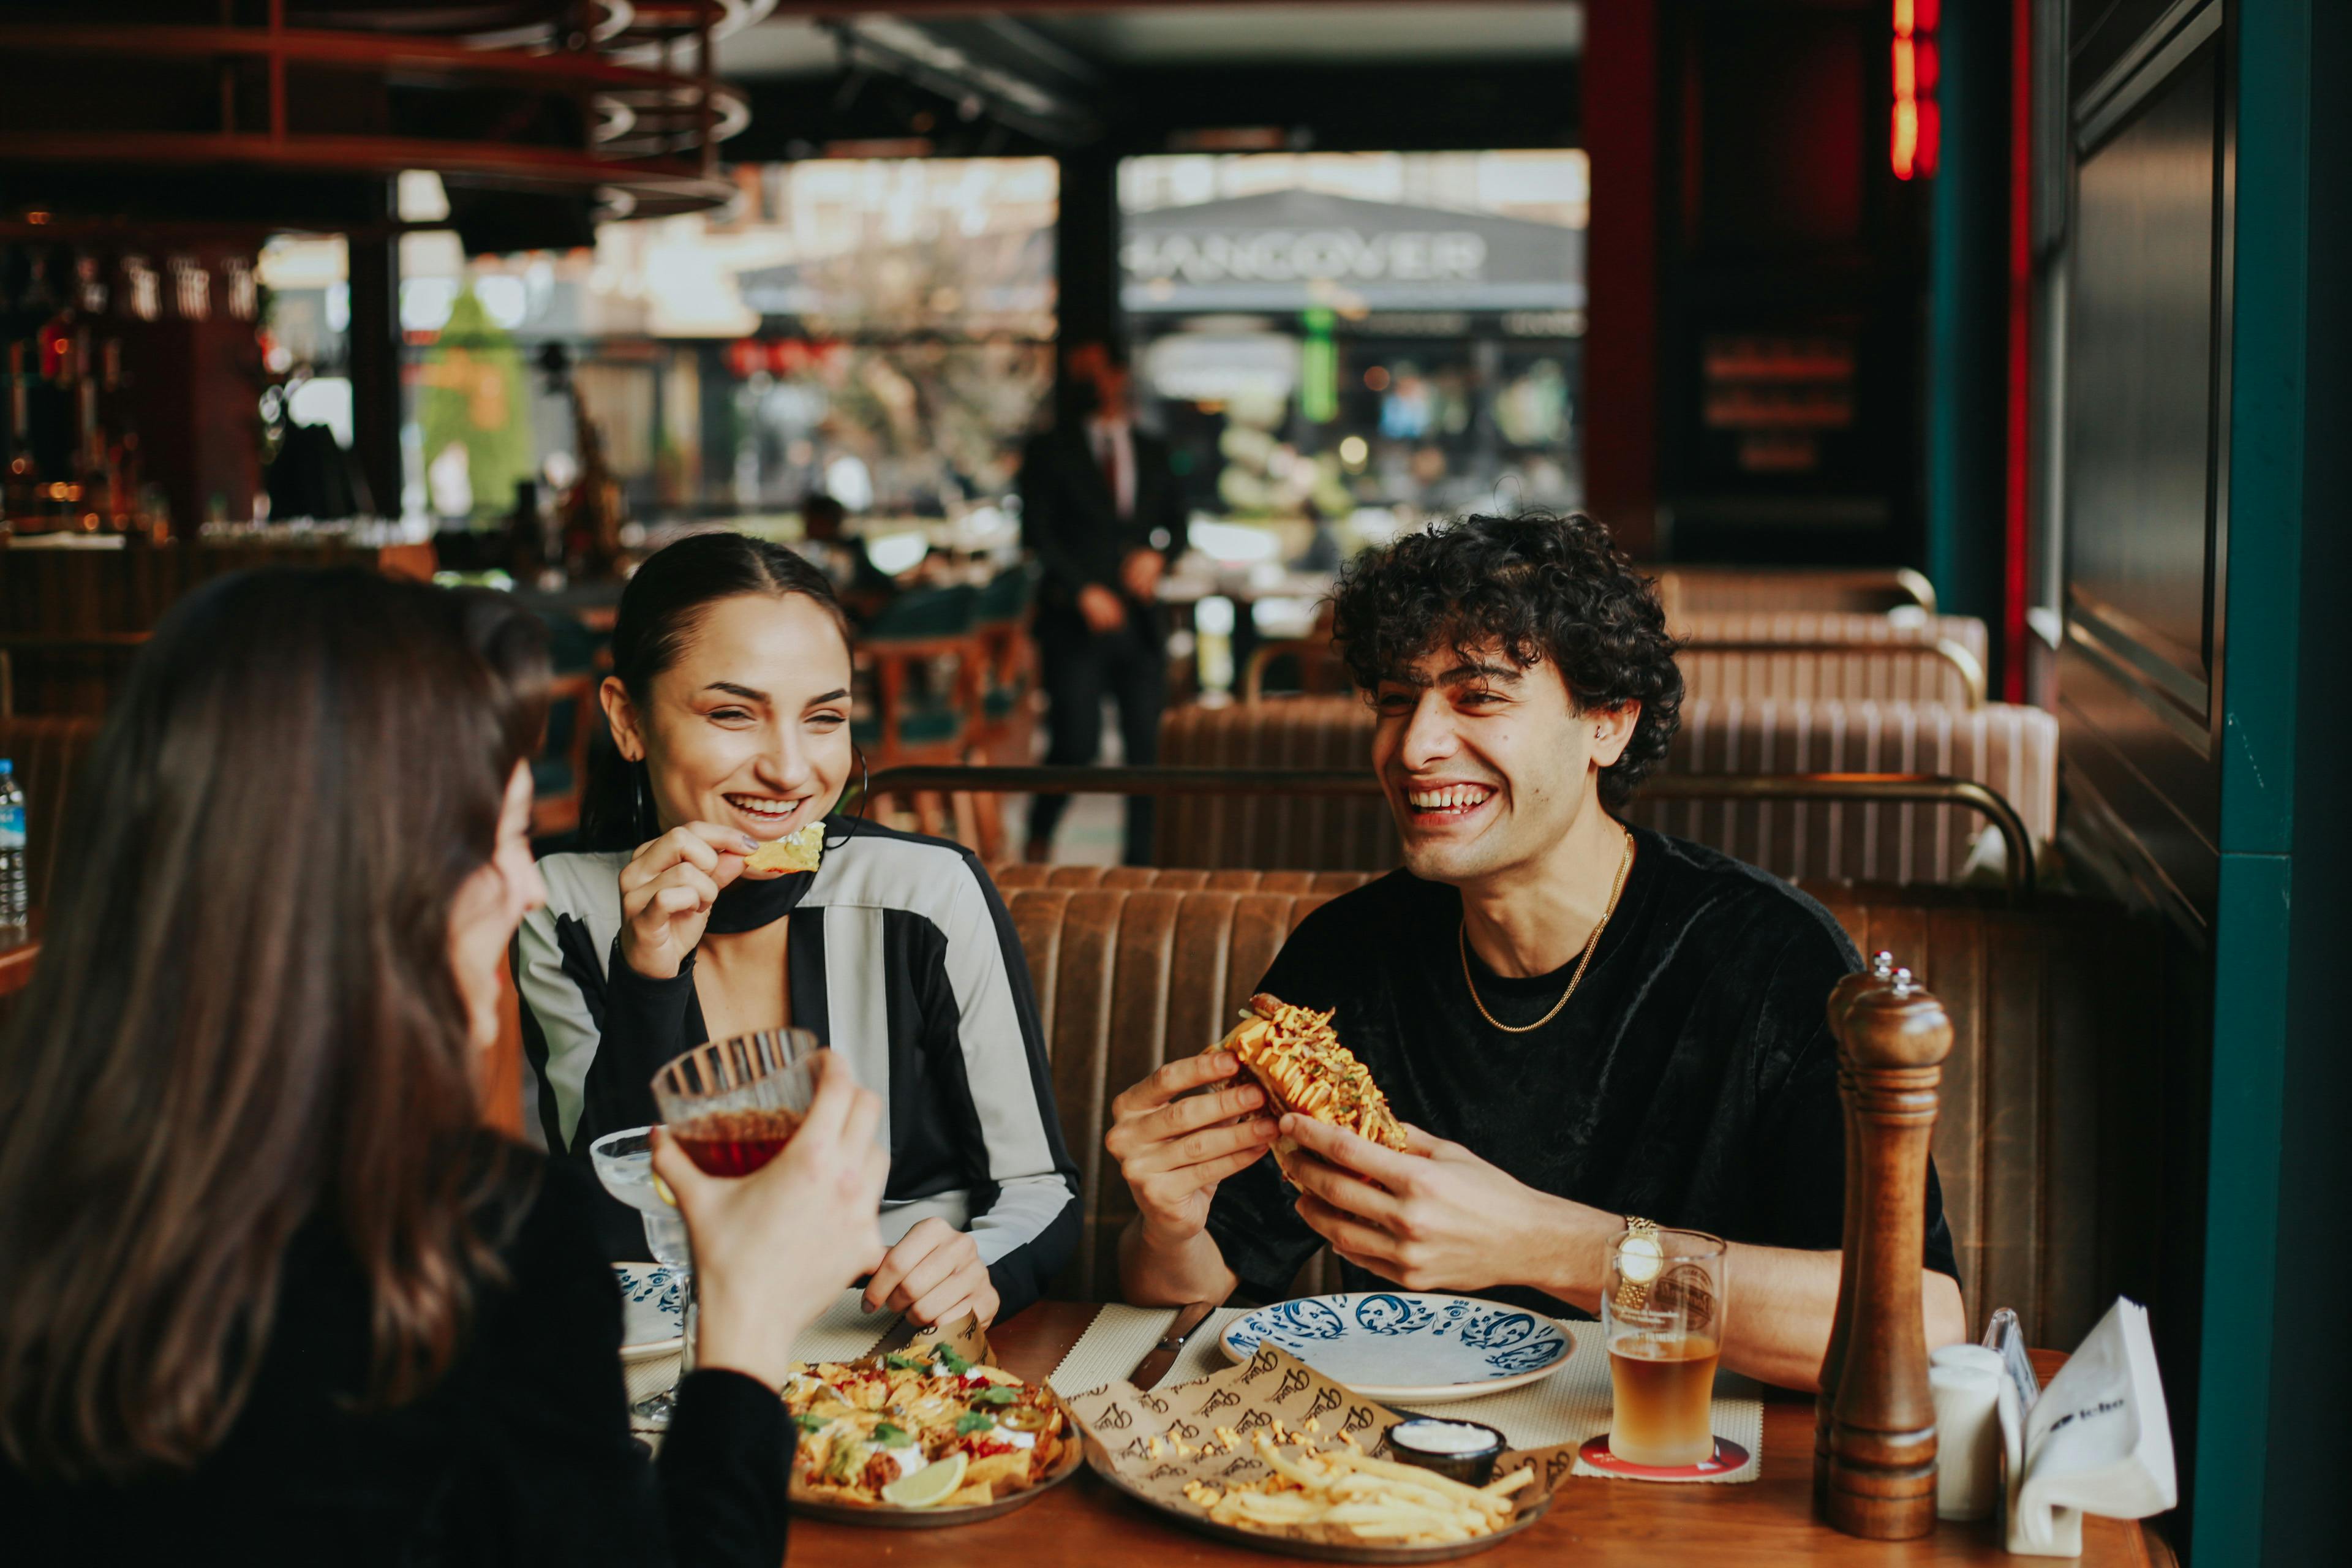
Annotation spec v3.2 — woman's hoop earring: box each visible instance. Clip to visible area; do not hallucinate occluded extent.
[635,764,651,839]
[829,748,873,847]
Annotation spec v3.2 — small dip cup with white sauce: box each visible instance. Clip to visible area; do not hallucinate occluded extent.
[1380,1416,1508,1485]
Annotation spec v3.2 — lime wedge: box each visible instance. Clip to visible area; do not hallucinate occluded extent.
[651,1172,678,1208]
[881,1452,968,1508]
[1618,1232,1663,1284]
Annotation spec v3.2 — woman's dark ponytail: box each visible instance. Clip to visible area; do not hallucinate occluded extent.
[578,532,852,851]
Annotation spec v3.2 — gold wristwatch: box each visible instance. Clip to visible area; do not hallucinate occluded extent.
[1614,1216,1663,1312]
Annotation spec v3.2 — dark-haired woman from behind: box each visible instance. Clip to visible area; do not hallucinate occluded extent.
[514,531,1079,1328]
[0,568,887,1564]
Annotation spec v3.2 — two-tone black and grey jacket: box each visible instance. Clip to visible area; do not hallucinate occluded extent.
[511,818,1079,1317]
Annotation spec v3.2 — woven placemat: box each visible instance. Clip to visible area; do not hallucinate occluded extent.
[1047,1304,1254,1395]
[1046,1308,1760,1484]
[625,1288,897,1428]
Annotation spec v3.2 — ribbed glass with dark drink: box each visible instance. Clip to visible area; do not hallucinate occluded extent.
[651,1028,824,1174]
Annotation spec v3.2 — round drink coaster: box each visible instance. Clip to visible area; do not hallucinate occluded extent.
[1575,1433,1751,1480]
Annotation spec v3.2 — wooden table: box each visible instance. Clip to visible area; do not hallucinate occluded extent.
[786,1302,2173,1567]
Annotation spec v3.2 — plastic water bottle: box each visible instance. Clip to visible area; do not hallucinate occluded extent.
[0,759,26,938]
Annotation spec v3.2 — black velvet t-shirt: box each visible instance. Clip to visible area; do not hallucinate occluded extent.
[1204,827,1961,1315]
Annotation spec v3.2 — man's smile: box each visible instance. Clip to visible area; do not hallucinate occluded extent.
[1400,781,1498,823]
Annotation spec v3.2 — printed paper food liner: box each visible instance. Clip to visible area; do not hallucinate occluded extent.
[1065,1343,1577,1548]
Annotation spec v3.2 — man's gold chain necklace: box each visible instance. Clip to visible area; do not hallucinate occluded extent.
[1458,827,1635,1035]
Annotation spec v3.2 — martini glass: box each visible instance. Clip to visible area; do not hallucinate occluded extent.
[590,1125,693,1428]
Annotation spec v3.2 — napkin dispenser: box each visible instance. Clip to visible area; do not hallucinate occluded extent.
[1996,1297,2176,1556]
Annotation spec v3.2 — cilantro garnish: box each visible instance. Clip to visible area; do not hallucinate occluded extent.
[968,1385,1016,1406]
[954,1411,997,1436]
[873,1422,915,1449]
[883,1352,928,1371]
[794,1412,825,1434]
[934,1344,973,1375]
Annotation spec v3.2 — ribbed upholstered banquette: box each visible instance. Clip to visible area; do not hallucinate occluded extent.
[1627,698,2059,885]
[1675,611,1989,707]
[1653,565,1937,619]
[1155,696,2058,884]
[984,862,2161,1354]
[1247,608,1991,708]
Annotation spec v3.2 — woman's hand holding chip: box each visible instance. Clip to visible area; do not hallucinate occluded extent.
[617,821,757,979]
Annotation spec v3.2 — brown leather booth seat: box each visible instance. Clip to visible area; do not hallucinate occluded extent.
[1246,608,1989,710]
[0,714,101,911]
[1155,701,1395,872]
[1653,565,1937,619]
[1155,696,2057,885]
[1676,611,1989,708]
[986,862,2160,1352]
[1677,609,1987,664]
[1631,698,2059,885]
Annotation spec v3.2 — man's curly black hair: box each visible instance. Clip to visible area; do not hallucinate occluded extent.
[1329,511,1683,810]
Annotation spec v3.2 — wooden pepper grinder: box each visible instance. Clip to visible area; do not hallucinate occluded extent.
[1824,965,1950,1540]
[1815,950,1898,1515]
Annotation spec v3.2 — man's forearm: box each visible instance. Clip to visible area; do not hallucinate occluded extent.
[1117,1215,1239,1308]
[1517,1199,1964,1390]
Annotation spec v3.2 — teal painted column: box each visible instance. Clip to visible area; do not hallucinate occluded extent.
[2192,2,2351,1564]
[1922,0,2009,624]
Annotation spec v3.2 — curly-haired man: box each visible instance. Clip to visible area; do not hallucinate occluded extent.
[1106,513,1963,1389]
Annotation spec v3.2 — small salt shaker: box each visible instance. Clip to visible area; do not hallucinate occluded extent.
[1928,1343,2007,1521]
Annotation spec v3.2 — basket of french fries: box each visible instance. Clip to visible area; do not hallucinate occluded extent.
[783,1321,1085,1526]
[1069,1343,1574,1562]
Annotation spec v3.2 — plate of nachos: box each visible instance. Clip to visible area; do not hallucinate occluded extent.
[783,1338,1084,1525]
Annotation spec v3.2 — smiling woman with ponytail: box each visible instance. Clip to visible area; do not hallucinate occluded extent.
[514,531,1079,1330]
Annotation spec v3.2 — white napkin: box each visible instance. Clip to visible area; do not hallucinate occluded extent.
[2000,1298,2177,1556]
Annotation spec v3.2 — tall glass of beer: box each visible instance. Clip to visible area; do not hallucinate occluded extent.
[1603,1226,1728,1467]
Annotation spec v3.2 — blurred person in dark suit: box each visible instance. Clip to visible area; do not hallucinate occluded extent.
[1019,339,1186,864]
[798,492,897,628]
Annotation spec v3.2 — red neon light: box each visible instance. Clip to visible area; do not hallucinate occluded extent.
[1893,0,1938,181]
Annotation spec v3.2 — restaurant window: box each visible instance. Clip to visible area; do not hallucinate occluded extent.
[1119,149,1587,557]
[379,157,1056,532]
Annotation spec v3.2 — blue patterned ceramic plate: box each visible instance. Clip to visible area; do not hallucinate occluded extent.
[1218,1292,1573,1403]
[614,1263,685,1361]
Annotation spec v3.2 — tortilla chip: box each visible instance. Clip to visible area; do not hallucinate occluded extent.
[745,821,823,873]
[943,1482,995,1509]
[965,1451,1029,1489]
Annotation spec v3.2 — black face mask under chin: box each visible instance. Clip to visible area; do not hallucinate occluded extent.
[702,863,817,933]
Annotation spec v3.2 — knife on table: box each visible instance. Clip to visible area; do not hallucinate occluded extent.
[869,1313,923,1359]
[1126,1300,1221,1392]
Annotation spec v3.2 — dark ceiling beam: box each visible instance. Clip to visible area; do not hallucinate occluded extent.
[1109,63,1578,153]
[727,61,1577,160]
[821,13,1105,145]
